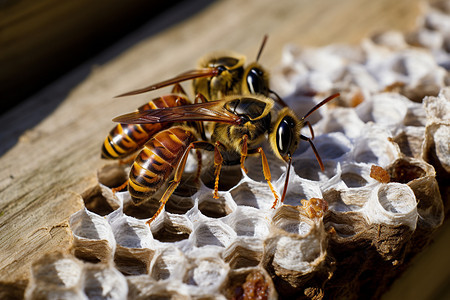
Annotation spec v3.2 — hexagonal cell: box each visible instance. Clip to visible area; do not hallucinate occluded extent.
[313,133,353,161]
[223,240,263,269]
[81,184,120,216]
[272,205,315,236]
[351,125,400,166]
[151,214,192,243]
[122,196,160,220]
[109,213,155,275]
[150,247,187,281]
[201,164,243,192]
[114,247,154,276]
[83,264,128,299]
[388,158,427,183]
[281,177,322,208]
[127,276,191,300]
[230,180,276,209]
[324,187,371,213]
[183,257,229,297]
[324,211,367,240]
[222,267,277,300]
[198,193,235,218]
[164,194,195,215]
[97,163,129,189]
[320,108,366,138]
[265,207,328,293]
[193,219,236,248]
[225,207,270,239]
[292,154,338,182]
[370,182,418,229]
[25,252,85,299]
[377,183,417,214]
[340,163,372,188]
[340,172,368,188]
[292,158,323,182]
[396,158,444,232]
[30,253,83,289]
[172,172,201,198]
[423,90,450,178]
[69,209,116,263]
[392,127,425,158]
[355,93,408,125]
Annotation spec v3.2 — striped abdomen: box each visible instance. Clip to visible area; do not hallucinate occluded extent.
[101,95,188,159]
[128,127,196,203]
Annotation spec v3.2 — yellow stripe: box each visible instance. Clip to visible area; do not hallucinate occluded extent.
[142,146,167,164]
[168,132,183,144]
[133,161,158,177]
[103,139,120,157]
[117,124,124,134]
[129,179,150,193]
[109,135,129,154]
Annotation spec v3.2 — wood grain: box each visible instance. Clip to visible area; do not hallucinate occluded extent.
[0,0,424,286]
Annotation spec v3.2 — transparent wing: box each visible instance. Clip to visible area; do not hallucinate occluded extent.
[113,99,241,125]
[115,68,219,97]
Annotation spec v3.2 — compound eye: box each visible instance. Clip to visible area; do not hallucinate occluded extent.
[246,67,268,95]
[276,116,295,156]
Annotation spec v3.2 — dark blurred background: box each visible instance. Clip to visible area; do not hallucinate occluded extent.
[0,0,213,115]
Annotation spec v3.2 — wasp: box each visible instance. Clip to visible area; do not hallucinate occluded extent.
[111,93,338,225]
[115,35,286,104]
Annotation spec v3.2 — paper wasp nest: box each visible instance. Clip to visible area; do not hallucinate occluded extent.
[26,2,448,299]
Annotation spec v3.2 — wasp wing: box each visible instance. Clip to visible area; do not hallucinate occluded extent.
[113,100,241,125]
[115,68,219,98]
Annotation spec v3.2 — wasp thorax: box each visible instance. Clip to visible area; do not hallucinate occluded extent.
[225,97,268,119]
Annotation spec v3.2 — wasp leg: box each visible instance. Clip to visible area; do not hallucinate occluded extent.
[189,141,223,198]
[213,142,225,199]
[240,134,249,174]
[146,141,215,225]
[247,147,280,208]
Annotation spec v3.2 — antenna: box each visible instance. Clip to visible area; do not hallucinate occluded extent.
[256,35,268,62]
